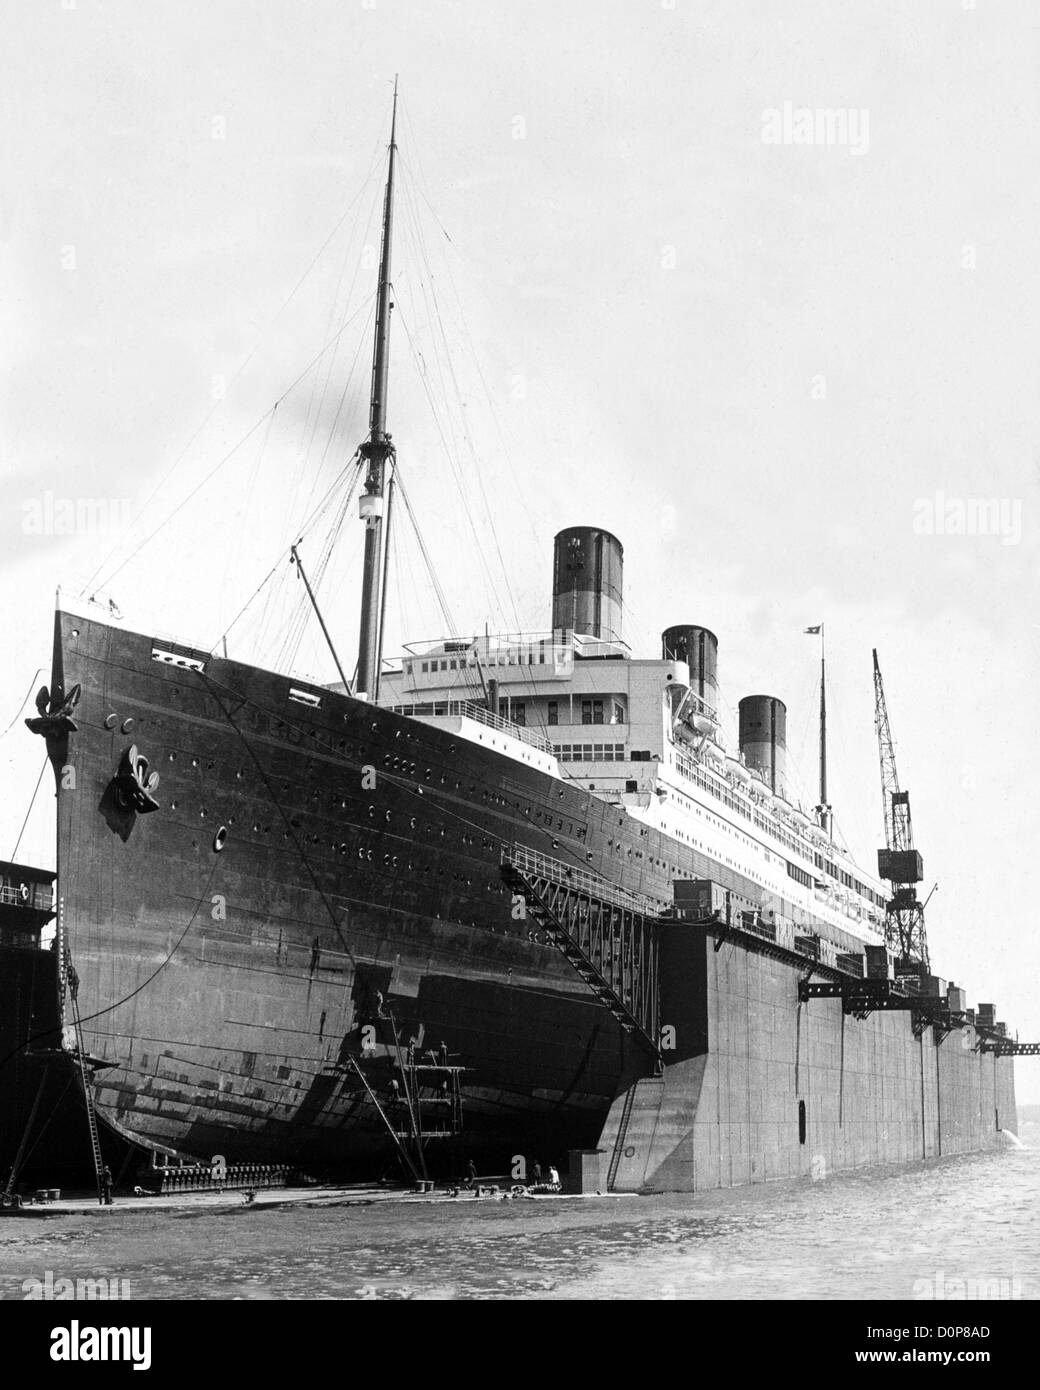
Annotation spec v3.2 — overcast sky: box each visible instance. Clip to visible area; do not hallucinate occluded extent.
[2,0,1039,1097]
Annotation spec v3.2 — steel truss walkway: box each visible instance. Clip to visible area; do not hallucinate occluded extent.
[798,978,959,1038]
[501,846,662,1068]
[979,1040,1040,1057]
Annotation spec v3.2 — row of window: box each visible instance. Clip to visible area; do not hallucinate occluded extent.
[553,744,627,762]
[401,689,627,730]
[412,652,555,674]
[492,699,627,727]
[672,749,883,909]
[787,862,814,889]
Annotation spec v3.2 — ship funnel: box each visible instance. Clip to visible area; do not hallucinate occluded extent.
[738,695,787,795]
[552,528,623,644]
[662,626,718,717]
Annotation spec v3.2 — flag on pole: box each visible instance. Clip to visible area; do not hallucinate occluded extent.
[804,625,822,635]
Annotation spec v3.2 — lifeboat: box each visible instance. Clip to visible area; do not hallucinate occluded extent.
[726,756,751,785]
[703,740,727,769]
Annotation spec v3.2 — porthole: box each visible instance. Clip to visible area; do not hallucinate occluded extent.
[213,826,228,852]
[104,713,118,730]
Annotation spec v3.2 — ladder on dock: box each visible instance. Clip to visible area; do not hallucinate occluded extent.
[67,973,107,1206]
[343,1056,423,1184]
[606,1084,638,1193]
[385,1011,428,1179]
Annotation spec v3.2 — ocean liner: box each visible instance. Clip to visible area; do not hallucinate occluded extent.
[1,91,1017,1196]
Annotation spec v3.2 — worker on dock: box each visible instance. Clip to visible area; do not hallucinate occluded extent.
[464,1158,477,1189]
[101,1165,114,1206]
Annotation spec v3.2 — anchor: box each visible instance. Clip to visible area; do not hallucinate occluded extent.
[111,744,161,814]
[25,683,81,738]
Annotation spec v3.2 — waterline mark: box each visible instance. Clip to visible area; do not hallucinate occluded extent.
[761,102,870,156]
[912,492,1022,545]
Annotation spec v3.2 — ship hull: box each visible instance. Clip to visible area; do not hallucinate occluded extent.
[43,612,661,1177]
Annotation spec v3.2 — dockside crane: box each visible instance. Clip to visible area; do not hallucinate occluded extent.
[872,649,930,973]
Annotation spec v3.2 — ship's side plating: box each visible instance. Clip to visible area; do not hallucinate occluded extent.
[47,610,670,1172]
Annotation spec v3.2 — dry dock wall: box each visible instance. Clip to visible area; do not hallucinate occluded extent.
[597,926,1017,1194]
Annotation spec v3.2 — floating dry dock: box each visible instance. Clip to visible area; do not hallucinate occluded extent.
[506,863,1019,1194]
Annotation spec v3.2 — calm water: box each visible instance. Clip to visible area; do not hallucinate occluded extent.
[2,1137,1038,1301]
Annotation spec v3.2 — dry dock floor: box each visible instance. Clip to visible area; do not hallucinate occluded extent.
[3,1183,635,1218]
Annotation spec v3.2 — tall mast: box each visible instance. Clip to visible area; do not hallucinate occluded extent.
[806,624,831,837]
[356,78,399,700]
[819,629,828,832]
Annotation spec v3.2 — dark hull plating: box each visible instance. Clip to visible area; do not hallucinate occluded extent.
[38,612,692,1175]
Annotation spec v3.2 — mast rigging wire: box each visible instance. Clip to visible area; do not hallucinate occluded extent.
[90,294,377,597]
[11,754,49,861]
[81,131,389,600]
[214,452,364,654]
[397,165,522,631]
[0,669,44,740]
[392,464,458,637]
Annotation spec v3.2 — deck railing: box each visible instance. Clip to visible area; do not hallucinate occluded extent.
[391,699,553,754]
